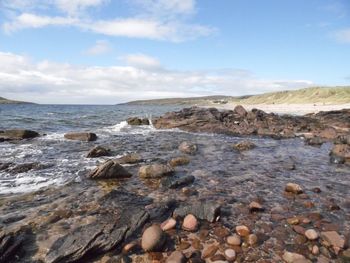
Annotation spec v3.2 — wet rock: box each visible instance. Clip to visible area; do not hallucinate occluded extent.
[141,225,166,252]
[330,144,350,164]
[305,229,319,240]
[169,156,190,167]
[0,129,39,140]
[312,245,319,255]
[224,248,236,261]
[182,214,198,231]
[247,234,258,246]
[340,249,350,262]
[233,105,247,117]
[86,146,110,158]
[9,162,52,174]
[116,153,143,164]
[88,160,132,179]
[285,183,303,194]
[127,117,150,125]
[64,132,97,141]
[160,218,176,231]
[249,201,264,212]
[166,251,186,263]
[0,231,26,263]
[321,231,345,251]
[232,140,256,151]
[161,175,195,189]
[202,245,218,259]
[235,225,250,237]
[305,137,325,146]
[173,202,221,222]
[227,234,241,246]
[179,141,198,155]
[139,164,174,178]
[282,251,306,263]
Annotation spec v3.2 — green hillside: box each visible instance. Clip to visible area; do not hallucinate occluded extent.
[0,96,33,104]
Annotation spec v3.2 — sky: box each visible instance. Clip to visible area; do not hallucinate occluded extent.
[0,0,349,104]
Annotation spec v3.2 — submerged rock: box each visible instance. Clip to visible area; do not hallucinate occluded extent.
[127,117,150,125]
[88,160,132,179]
[173,202,220,222]
[285,183,303,194]
[116,153,143,164]
[139,164,174,178]
[161,175,195,189]
[330,144,350,164]
[169,156,190,167]
[182,214,198,231]
[232,140,256,151]
[64,132,97,142]
[0,129,39,140]
[86,146,110,158]
[179,141,197,155]
[166,251,186,263]
[141,225,166,252]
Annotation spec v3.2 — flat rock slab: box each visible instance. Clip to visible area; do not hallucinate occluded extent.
[173,202,221,223]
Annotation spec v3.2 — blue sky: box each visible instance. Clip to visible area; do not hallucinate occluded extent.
[0,0,349,104]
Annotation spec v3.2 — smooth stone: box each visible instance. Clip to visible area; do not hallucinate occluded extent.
[285,183,303,194]
[227,234,241,246]
[249,201,264,212]
[179,141,198,155]
[64,132,97,141]
[235,225,250,237]
[161,218,177,231]
[166,251,186,263]
[141,225,166,252]
[247,234,258,246]
[202,245,218,258]
[138,164,174,178]
[169,156,190,167]
[312,245,319,255]
[305,229,319,240]
[321,231,345,250]
[182,214,198,231]
[224,248,236,261]
[282,251,306,263]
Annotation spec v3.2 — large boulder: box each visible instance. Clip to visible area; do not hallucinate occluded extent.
[86,146,110,158]
[64,132,97,142]
[139,164,174,178]
[0,129,39,140]
[88,160,132,179]
[173,202,221,223]
[127,117,150,126]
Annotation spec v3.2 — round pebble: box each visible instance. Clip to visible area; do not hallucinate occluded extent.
[224,248,236,261]
[247,234,258,246]
[161,218,177,231]
[305,229,319,240]
[227,234,241,246]
[235,225,250,237]
[166,251,186,263]
[141,225,165,252]
[285,183,303,194]
[182,214,198,231]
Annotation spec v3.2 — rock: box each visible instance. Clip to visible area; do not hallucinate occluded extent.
[1,129,39,140]
[247,234,258,246]
[173,202,221,223]
[161,175,195,189]
[202,245,218,259]
[235,225,250,237]
[282,251,306,263]
[312,245,319,255]
[340,249,350,262]
[166,251,186,263]
[304,229,319,240]
[64,132,97,141]
[285,183,303,194]
[179,141,197,155]
[321,231,345,250]
[122,242,137,253]
[232,140,256,151]
[224,248,236,261]
[182,214,198,231]
[169,156,190,167]
[227,234,241,246]
[116,153,143,164]
[88,160,132,179]
[233,105,247,117]
[0,231,25,263]
[160,218,177,231]
[249,201,264,212]
[141,225,166,252]
[138,164,174,178]
[127,117,150,125]
[86,146,110,158]
[330,144,350,164]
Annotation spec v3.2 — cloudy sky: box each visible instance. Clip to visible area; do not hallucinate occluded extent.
[0,0,349,104]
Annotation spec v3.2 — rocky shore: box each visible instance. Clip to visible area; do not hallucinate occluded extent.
[0,106,349,263]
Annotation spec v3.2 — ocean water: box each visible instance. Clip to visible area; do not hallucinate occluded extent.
[0,104,182,194]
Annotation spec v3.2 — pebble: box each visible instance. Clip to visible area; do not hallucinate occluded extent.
[285,183,303,194]
[161,218,177,231]
[235,225,250,237]
[282,251,306,263]
[321,231,345,253]
[249,201,264,212]
[305,229,319,240]
[227,234,241,246]
[312,245,319,255]
[224,248,236,261]
[141,225,165,252]
[166,251,186,263]
[287,217,300,225]
[247,234,258,246]
[122,241,137,253]
[202,245,218,258]
[182,214,198,231]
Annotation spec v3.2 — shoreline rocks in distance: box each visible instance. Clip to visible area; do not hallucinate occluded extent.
[64,132,97,142]
[0,129,39,140]
[127,117,150,126]
[88,160,132,179]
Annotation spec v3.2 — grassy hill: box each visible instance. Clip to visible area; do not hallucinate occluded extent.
[0,96,33,104]
[124,86,350,105]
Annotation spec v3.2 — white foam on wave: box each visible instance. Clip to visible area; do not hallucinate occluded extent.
[99,120,157,136]
[39,132,66,141]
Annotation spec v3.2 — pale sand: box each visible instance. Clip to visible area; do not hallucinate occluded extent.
[208,103,350,115]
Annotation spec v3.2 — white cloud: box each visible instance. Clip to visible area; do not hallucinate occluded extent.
[0,51,314,104]
[123,54,161,69]
[55,0,107,15]
[333,28,350,43]
[84,40,111,55]
[132,0,195,16]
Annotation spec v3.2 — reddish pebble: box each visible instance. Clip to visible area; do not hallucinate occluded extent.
[182,214,198,231]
